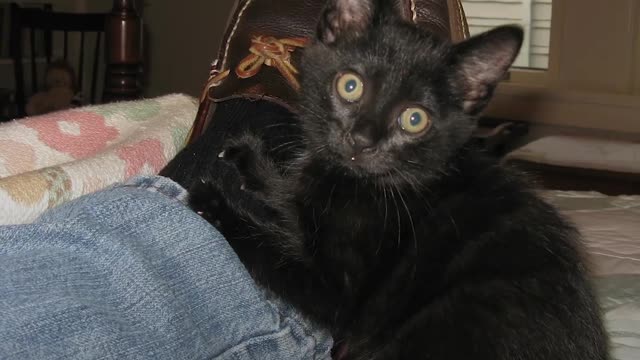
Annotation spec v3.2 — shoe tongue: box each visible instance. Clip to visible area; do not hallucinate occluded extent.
[204,0,323,111]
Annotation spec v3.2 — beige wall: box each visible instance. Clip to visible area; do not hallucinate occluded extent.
[142,0,236,98]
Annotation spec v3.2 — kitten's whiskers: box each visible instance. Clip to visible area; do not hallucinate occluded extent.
[321,183,337,218]
[376,183,389,255]
[388,180,402,249]
[394,180,417,254]
[270,139,303,153]
[264,122,300,130]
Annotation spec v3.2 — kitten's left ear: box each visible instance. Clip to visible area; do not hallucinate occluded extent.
[317,0,376,44]
[449,26,524,115]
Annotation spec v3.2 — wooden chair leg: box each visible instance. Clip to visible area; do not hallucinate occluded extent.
[103,0,143,102]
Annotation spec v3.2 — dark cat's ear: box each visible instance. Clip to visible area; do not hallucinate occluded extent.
[450,26,524,114]
[318,0,375,44]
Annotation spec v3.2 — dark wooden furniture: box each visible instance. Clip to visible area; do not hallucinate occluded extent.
[9,0,142,118]
[103,0,143,102]
[0,88,12,121]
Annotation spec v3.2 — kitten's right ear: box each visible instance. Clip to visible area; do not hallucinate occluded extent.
[450,26,524,115]
[317,0,375,44]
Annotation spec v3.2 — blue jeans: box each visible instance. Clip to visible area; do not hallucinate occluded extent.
[0,176,333,360]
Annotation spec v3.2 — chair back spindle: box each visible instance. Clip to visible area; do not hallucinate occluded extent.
[8,1,143,119]
[29,26,37,93]
[9,3,107,117]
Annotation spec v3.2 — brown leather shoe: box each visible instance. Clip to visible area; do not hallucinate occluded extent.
[187,0,469,144]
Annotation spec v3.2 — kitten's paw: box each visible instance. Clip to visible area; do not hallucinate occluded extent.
[221,143,255,165]
[188,181,228,230]
[219,140,266,192]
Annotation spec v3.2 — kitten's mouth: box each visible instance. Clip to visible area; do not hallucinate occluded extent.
[322,147,405,185]
[340,152,390,176]
[321,141,391,176]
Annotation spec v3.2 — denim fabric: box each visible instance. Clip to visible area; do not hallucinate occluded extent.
[0,176,332,360]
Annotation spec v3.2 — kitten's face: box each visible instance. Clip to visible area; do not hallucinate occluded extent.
[297,0,522,185]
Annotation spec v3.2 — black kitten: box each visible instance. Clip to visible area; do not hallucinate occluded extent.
[186,0,609,359]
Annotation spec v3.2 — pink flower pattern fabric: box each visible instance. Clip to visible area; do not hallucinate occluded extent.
[23,111,120,159]
[0,94,197,224]
[117,139,167,178]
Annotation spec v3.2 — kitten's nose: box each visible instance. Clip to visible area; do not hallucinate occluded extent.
[346,129,375,155]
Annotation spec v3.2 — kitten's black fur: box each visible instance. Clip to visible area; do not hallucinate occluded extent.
[169,1,609,358]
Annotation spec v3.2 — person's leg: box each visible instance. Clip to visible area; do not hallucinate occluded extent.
[0,176,332,360]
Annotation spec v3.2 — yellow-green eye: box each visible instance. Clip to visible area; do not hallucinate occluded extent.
[336,73,364,102]
[398,107,430,134]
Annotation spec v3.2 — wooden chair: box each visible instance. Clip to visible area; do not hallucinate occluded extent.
[9,0,143,118]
